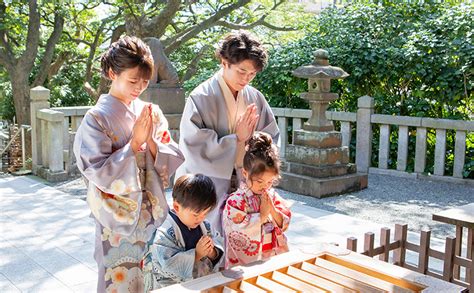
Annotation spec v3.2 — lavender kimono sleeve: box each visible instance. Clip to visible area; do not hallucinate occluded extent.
[74,112,142,235]
[149,110,184,188]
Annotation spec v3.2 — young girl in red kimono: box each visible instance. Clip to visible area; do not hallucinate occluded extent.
[222,132,291,268]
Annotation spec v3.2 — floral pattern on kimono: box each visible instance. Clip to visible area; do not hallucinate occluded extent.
[142,213,224,290]
[223,186,291,269]
[74,94,184,292]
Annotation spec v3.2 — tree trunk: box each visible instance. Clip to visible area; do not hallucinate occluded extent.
[10,70,32,126]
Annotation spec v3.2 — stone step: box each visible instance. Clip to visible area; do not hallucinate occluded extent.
[282,161,356,178]
[286,145,349,167]
[278,172,368,199]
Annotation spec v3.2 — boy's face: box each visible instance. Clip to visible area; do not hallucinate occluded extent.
[173,201,212,229]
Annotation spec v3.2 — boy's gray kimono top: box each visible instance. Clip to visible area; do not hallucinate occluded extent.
[176,71,280,234]
[144,213,224,289]
[73,94,184,293]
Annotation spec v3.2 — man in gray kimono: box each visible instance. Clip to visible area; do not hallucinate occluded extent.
[176,30,280,235]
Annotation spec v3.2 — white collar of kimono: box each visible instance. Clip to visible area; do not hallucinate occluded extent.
[217,69,247,133]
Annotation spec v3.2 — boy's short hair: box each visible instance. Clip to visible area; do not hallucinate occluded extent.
[173,174,217,212]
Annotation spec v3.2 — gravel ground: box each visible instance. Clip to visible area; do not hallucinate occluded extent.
[43,173,474,240]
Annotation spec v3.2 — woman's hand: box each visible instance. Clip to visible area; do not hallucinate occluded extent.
[131,104,152,153]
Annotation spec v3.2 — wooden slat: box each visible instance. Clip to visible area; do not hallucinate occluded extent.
[255,276,296,292]
[271,271,327,292]
[393,224,407,266]
[379,227,391,262]
[287,266,356,293]
[239,280,266,292]
[443,236,456,282]
[314,257,412,293]
[323,255,425,292]
[418,230,431,275]
[364,232,375,257]
[468,228,473,284]
[222,286,240,293]
[347,237,357,252]
[405,241,419,253]
[454,226,462,279]
[429,248,445,260]
[300,261,386,293]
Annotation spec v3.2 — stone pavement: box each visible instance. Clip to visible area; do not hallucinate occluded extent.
[0,175,449,292]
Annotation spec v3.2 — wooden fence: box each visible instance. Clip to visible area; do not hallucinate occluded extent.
[346,224,473,291]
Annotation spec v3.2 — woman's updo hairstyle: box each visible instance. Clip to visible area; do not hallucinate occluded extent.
[215,30,268,71]
[101,36,154,80]
[243,132,280,180]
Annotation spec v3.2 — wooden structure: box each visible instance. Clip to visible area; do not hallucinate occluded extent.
[153,248,465,292]
[346,223,473,291]
[433,203,474,282]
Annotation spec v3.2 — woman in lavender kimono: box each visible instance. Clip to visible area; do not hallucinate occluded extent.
[176,30,280,235]
[74,36,184,293]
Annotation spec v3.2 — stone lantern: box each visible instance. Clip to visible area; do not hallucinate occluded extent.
[293,49,348,132]
[278,49,367,198]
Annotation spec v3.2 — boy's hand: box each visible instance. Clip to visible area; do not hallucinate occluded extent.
[195,235,213,261]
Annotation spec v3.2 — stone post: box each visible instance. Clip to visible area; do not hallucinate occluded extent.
[356,96,374,173]
[30,86,50,174]
[36,109,68,181]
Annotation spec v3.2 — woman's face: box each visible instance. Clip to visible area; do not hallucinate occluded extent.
[222,59,259,95]
[109,66,150,105]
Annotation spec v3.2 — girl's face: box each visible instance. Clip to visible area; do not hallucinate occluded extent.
[109,66,150,105]
[222,59,258,95]
[243,169,278,195]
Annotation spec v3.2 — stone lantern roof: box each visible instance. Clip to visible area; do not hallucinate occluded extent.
[293,49,348,81]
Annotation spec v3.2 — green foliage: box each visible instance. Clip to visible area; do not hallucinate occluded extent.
[253,3,473,178]
[255,3,473,118]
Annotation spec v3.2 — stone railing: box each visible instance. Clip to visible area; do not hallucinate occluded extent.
[272,96,474,183]
[30,86,92,181]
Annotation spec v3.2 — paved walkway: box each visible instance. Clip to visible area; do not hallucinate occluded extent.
[0,174,466,292]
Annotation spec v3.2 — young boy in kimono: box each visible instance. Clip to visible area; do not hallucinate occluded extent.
[223,132,291,269]
[143,174,224,290]
[175,30,280,236]
[73,36,184,292]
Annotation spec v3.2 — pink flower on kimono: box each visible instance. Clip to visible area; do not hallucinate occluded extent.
[232,213,245,224]
[243,240,260,257]
[110,266,127,284]
[109,232,123,247]
[228,231,250,252]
